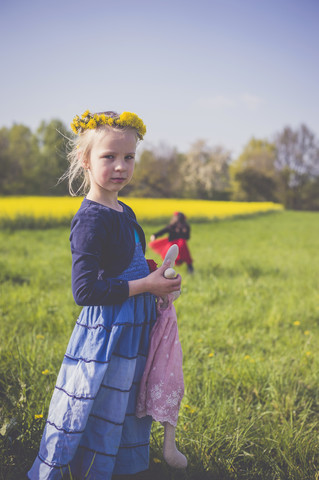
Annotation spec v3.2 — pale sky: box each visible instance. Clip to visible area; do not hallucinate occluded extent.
[1,0,318,157]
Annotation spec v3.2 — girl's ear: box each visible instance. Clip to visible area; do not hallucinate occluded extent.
[79,151,89,170]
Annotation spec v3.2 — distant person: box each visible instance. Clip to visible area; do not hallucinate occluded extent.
[27,109,182,480]
[149,212,194,273]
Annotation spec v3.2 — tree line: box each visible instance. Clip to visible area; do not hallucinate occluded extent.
[1,120,319,210]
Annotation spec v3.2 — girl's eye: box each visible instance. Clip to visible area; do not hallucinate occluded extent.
[103,155,114,160]
[125,155,135,160]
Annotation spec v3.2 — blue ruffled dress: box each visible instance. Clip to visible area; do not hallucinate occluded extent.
[28,230,156,479]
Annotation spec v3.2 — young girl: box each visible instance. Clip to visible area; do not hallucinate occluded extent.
[27,110,181,480]
[149,212,194,273]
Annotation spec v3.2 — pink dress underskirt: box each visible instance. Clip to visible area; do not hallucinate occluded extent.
[136,295,184,427]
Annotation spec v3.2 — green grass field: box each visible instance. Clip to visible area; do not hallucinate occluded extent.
[0,211,318,480]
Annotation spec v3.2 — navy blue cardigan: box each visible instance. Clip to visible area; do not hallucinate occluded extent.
[70,198,146,306]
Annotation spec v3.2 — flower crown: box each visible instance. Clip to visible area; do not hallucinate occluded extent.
[70,110,146,139]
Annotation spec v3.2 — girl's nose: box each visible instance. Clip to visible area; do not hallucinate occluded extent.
[114,157,126,170]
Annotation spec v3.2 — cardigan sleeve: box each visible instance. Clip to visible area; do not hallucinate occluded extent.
[153,225,170,238]
[70,210,129,306]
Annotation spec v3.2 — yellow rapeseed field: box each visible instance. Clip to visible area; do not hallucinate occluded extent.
[123,198,283,220]
[0,196,283,227]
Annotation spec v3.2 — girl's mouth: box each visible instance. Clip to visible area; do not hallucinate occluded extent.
[111,178,125,183]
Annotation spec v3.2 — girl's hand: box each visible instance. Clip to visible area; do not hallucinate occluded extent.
[150,234,155,241]
[128,262,181,298]
[145,262,181,297]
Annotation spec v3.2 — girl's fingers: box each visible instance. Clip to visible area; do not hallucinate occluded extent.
[147,269,181,296]
[165,274,182,290]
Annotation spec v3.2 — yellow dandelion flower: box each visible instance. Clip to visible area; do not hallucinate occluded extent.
[306,351,311,356]
[36,334,44,340]
[119,112,146,138]
[70,123,78,134]
[81,110,90,119]
[183,404,196,413]
[99,114,107,124]
[119,111,131,123]
[244,355,250,360]
[293,321,300,326]
[304,330,310,335]
[79,121,86,129]
[153,458,161,464]
[34,414,43,419]
[42,369,50,375]
[208,352,214,357]
[87,119,97,129]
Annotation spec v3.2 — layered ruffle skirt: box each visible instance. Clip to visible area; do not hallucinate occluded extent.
[148,238,192,266]
[28,241,156,480]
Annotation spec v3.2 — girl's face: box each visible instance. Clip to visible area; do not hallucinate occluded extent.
[85,128,136,201]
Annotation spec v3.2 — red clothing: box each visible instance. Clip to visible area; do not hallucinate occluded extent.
[149,237,193,266]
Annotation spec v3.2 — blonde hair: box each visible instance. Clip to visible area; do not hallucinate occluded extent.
[62,111,141,196]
